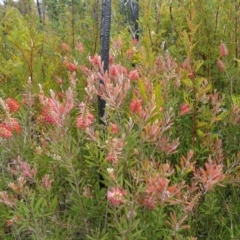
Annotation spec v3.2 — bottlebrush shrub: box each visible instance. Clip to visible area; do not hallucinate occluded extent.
[0,47,239,240]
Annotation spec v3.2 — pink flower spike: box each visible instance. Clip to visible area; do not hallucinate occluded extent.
[110,123,118,134]
[66,62,77,72]
[0,125,12,138]
[130,99,142,114]
[6,98,20,113]
[219,43,229,57]
[129,70,139,81]
[180,103,190,115]
[107,187,127,206]
[89,55,101,66]
[76,113,94,129]
[5,118,21,134]
[217,59,225,72]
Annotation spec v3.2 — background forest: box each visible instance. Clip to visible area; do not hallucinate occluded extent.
[0,0,240,239]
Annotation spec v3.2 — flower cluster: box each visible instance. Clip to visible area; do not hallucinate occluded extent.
[105,134,125,165]
[217,42,229,72]
[39,86,74,127]
[10,156,38,180]
[107,186,127,206]
[76,102,94,129]
[193,157,225,193]
[0,98,21,138]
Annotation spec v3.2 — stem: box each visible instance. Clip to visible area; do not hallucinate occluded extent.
[192,76,197,155]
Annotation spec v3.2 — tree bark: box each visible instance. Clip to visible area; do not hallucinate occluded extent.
[130,0,139,40]
[98,0,111,121]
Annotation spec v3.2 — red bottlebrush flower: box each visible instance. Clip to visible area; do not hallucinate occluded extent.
[217,59,225,72]
[6,98,20,113]
[110,123,118,134]
[107,187,127,206]
[89,55,101,66]
[219,43,229,57]
[61,42,71,52]
[76,113,94,129]
[130,99,142,114]
[109,65,119,77]
[106,153,119,165]
[142,196,157,210]
[129,70,139,81]
[6,118,21,134]
[66,62,77,72]
[0,125,12,138]
[180,103,190,115]
[41,108,59,125]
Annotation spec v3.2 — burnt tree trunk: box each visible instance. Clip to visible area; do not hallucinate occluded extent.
[130,0,139,41]
[98,0,111,121]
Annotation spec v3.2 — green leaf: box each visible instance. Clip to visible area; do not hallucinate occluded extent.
[182,78,193,88]
[138,79,148,101]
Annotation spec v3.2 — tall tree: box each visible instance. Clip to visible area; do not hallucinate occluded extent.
[98,0,111,122]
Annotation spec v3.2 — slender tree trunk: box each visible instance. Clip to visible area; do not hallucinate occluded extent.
[130,0,139,40]
[98,0,111,121]
[36,0,42,24]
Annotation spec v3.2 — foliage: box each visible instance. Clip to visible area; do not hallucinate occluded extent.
[0,1,240,240]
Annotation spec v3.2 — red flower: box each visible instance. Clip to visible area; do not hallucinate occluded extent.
[66,62,77,72]
[130,99,142,114]
[0,124,12,138]
[89,55,101,66]
[219,43,229,57]
[217,59,225,72]
[180,103,190,115]
[107,187,127,206]
[129,70,139,81]
[110,123,118,134]
[76,113,94,129]
[6,98,20,113]
[109,65,119,77]
[41,108,59,125]
[6,118,21,134]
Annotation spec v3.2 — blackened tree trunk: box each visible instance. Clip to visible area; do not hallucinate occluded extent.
[36,0,43,24]
[130,0,139,41]
[98,0,111,121]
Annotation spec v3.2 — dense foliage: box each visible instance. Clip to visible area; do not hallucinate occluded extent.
[0,0,240,239]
